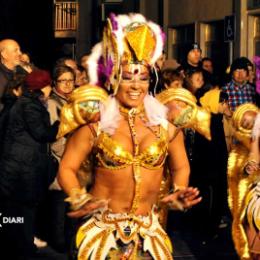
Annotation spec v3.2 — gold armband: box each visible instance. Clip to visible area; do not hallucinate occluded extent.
[167,184,188,211]
[65,187,93,211]
[172,184,186,193]
[246,159,258,165]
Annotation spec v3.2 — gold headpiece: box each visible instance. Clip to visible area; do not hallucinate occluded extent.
[122,23,156,65]
[232,103,259,149]
[87,13,165,94]
[156,88,211,140]
[57,85,108,138]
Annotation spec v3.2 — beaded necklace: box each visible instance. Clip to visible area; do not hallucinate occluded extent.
[118,104,161,213]
[119,105,160,138]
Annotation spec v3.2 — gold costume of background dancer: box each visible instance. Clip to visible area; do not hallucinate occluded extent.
[227,103,259,260]
[57,13,201,259]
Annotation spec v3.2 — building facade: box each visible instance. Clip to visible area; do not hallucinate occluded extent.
[55,0,260,70]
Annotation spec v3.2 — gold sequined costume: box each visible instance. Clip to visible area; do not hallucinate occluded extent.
[76,207,173,260]
[227,103,259,260]
[61,93,173,259]
[57,71,212,260]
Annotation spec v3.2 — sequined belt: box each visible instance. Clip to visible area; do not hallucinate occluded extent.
[76,207,173,260]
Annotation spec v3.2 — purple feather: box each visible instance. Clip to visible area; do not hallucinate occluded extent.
[254,56,260,94]
[105,57,114,77]
[109,13,118,31]
[97,56,114,87]
[253,56,260,68]
[161,30,166,44]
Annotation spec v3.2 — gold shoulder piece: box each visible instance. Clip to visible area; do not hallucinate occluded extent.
[193,106,211,140]
[156,88,196,106]
[57,85,108,138]
[232,103,259,149]
[156,88,211,140]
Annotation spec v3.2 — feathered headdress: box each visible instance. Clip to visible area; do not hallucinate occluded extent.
[87,13,165,94]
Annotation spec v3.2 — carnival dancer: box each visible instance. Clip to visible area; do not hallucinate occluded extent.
[227,103,259,260]
[242,112,260,260]
[58,13,201,259]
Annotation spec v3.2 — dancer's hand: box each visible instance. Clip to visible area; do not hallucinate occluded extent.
[161,187,202,211]
[67,198,109,218]
[244,160,259,175]
[241,111,257,131]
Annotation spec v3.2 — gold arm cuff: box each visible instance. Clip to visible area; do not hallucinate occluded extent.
[173,184,186,193]
[65,187,93,211]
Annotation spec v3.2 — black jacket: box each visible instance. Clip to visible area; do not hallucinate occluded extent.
[0,90,59,204]
[0,63,15,112]
[0,94,18,155]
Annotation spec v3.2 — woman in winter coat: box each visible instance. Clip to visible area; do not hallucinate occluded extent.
[46,65,76,252]
[0,73,25,154]
[0,69,59,259]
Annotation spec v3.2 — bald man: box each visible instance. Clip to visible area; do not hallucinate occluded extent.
[0,39,21,111]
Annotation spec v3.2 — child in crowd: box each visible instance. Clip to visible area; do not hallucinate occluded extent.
[161,68,184,89]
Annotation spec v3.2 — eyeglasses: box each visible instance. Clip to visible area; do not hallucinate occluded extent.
[57,79,74,84]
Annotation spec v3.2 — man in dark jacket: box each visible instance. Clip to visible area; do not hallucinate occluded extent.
[182,42,202,72]
[0,39,22,112]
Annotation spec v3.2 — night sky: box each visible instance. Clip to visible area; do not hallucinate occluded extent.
[0,0,54,69]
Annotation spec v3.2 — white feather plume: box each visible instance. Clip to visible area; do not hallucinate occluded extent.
[87,42,103,85]
[99,94,168,135]
[147,21,164,65]
[112,15,126,56]
[144,94,168,130]
[99,96,121,135]
[115,14,131,28]
[129,13,146,23]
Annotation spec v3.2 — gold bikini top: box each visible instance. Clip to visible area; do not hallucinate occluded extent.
[94,127,168,170]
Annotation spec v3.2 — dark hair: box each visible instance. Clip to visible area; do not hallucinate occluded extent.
[219,91,228,103]
[202,57,213,64]
[183,67,204,90]
[55,57,76,67]
[5,74,26,96]
[230,57,250,74]
[161,69,183,87]
[185,67,203,78]
[52,65,76,85]
[77,64,86,73]
[239,57,253,68]
[186,42,201,57]
[79,53,89,61]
